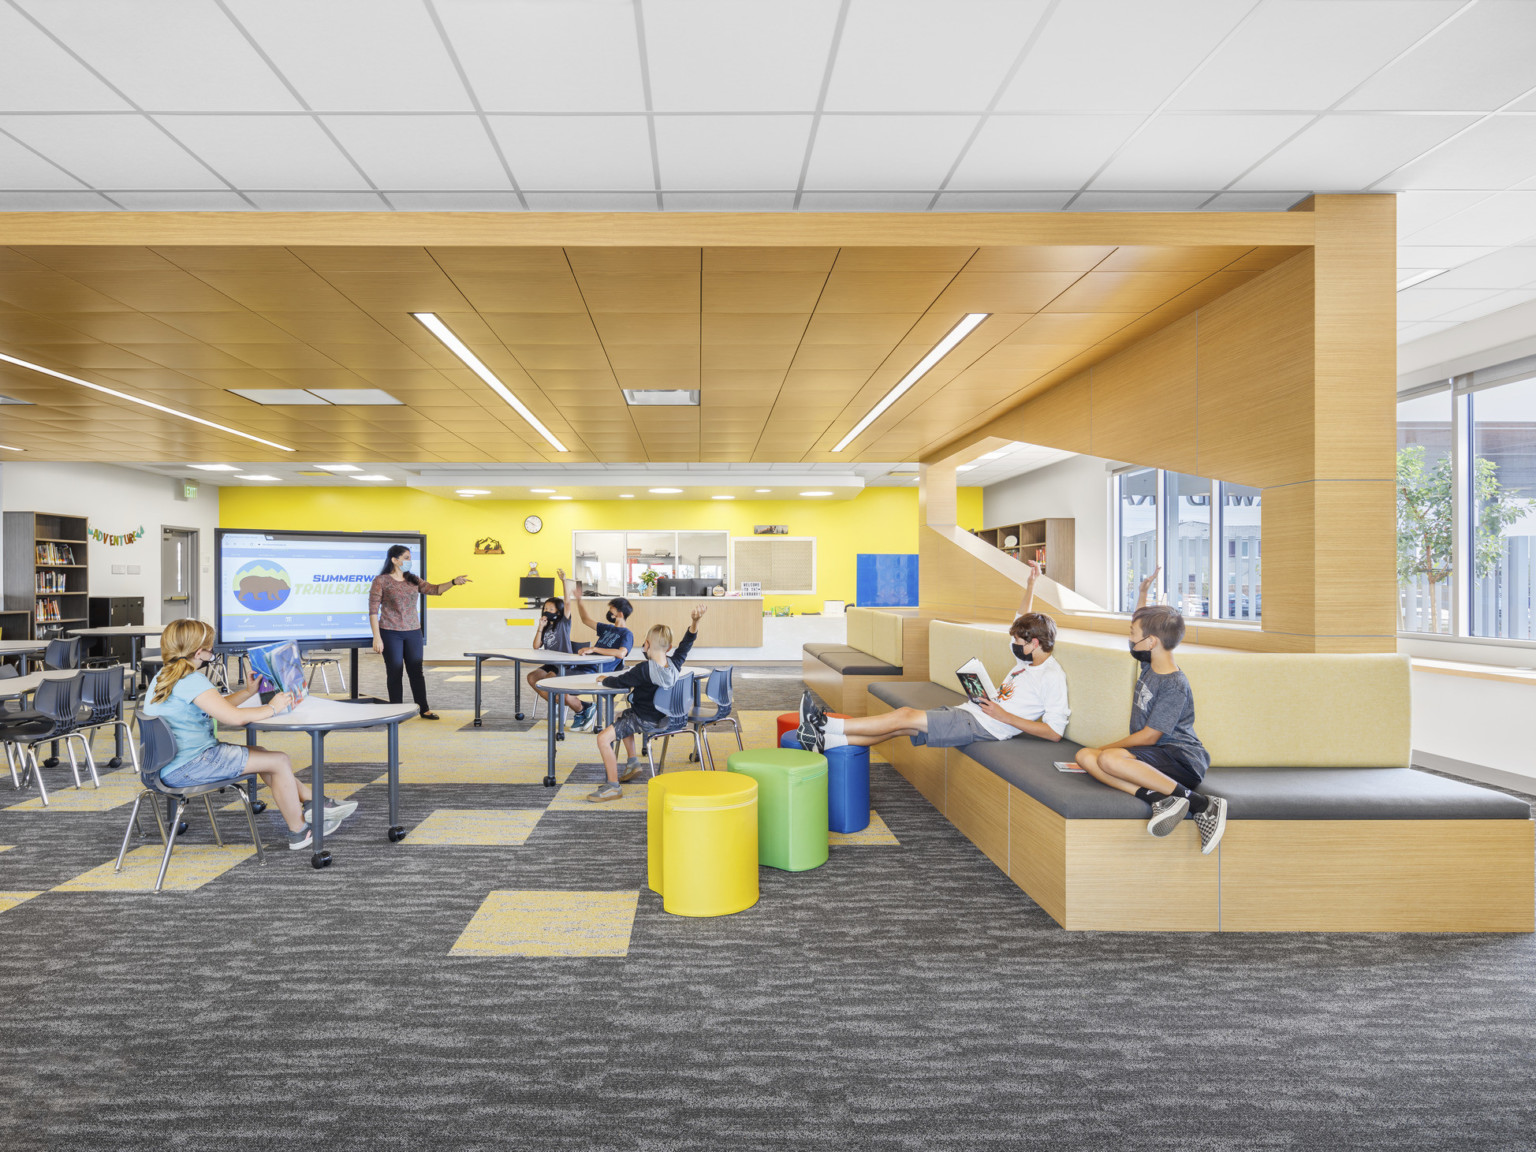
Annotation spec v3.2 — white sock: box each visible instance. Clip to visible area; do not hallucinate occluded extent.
[824,732,849,748]
[826,717,846,735]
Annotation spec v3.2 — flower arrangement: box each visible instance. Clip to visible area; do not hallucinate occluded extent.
[641,568,661,594]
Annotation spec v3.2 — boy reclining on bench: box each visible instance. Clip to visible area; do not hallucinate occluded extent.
[798,559,1067,751]
[1074,569,1227,854]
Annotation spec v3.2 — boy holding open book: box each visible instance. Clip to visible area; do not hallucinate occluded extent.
[798,558,1069,751]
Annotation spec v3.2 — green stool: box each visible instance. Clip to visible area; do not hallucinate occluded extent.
[726,747,829,872]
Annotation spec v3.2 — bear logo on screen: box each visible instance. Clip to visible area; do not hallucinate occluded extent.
[233,560,292,611]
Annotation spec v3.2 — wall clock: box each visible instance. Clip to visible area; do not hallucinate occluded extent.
[524,515,543,534]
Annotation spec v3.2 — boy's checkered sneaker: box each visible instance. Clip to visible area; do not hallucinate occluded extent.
[1193,795,1228,855]
[1146,794,1189,837]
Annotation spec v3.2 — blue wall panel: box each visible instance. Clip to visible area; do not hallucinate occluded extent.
[856,553,919,607]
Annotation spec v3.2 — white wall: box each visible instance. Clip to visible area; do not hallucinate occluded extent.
[983,455,1113,609]
[0,462,218,627]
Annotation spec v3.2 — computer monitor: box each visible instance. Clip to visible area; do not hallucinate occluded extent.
[519,576,555,604]
[656,577,722,597]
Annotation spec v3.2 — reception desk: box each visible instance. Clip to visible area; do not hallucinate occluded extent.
[625,596,763,648]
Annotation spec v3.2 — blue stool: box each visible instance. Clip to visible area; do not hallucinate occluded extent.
[779,732,870,834]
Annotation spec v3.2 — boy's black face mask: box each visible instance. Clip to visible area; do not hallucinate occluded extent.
[606,611,618,624]
[1130,641,1153,664]
[1011,642,1031,662]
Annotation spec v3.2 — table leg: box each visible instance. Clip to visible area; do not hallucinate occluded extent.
[309,729,331,869]
[349,647,360,700]
[544,687,559,787]
[244,726,264,812]
[473,656,484,727]
[127,637,140,701]
[514,658,524,721]
[386,721,405,842]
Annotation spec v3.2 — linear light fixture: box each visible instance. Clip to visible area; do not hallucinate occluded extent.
[0,443,24,452]
[1397,269,1446,291]
[831,313,989,453]
[412,312,568,453]
[0,351,295,453]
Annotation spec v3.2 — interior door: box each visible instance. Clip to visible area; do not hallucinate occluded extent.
[161,528,197,623]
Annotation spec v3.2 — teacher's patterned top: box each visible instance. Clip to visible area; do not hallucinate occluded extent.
[369,574,448,632]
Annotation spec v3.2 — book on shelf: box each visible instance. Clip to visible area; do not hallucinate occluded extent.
[34,542,76,565]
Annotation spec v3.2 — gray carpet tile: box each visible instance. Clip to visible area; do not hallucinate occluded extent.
[0,671,1533,1150]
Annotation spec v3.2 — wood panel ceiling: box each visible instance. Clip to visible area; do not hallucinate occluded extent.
[0,239,1302,465]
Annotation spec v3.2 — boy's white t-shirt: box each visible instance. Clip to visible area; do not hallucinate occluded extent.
[957,655,1071,741]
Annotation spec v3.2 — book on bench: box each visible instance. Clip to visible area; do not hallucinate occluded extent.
[955,657,997,705]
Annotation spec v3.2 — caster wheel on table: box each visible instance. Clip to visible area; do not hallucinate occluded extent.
[555,732,565,742]
[515,712,525,721]
[176,821,190,836]
[311,850,332,870]
[688,752,699,763]
[387,826,407,843]
[250,800,267,815]
[108,756,123,769]
[44,757,59,768]
[473,719,482,727]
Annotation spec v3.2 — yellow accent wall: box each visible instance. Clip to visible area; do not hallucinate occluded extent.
[219,486,986,613]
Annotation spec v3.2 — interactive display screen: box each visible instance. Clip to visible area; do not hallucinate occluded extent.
[216,529,427,646]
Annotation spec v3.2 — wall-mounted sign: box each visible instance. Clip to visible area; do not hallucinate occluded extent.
[753,524,788,535]
[474,536,504,555]
[741,581,762,594]
[89,525,145,546]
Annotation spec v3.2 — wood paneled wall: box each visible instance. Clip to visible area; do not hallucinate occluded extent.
[919,195,1398,655]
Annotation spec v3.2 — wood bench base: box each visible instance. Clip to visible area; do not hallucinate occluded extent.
[867,693,1535,932]
[802,654,913,717]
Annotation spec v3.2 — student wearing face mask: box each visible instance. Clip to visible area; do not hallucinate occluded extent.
[139,619,357,850]
[526,568,579,723]
[565,580,634,732]
[797,557,1068,752]
[368,544,469,720]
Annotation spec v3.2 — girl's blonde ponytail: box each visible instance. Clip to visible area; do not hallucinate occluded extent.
[149,619,216,705]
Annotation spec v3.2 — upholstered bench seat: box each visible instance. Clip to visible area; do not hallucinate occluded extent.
[802,608,915,716]
[1203,767,1531,820]
[803,643,858,660]
[868,680,963,711]
[820,650,902,676]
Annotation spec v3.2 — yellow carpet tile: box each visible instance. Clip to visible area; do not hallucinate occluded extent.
[4,768,142,813]
[0,845,12,853]
[451,890,640,958]
[406,809,543,846]
[55,845,257,893]
[0,891,42,914]
[546,779,651,812]
[829,810,900,846]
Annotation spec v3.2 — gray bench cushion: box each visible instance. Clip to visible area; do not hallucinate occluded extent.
[1201,767,1531,820]
[962,737,1149,819]
[803,643,857,660]
[820,650,901,676]
[868,681,965,711]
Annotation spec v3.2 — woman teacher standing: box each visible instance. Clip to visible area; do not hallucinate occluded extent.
[369,544,469,720]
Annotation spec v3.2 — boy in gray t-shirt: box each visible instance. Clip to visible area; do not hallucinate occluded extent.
[1075,588,1227,855]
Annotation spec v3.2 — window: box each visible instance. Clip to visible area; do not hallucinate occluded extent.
[572,530,729,595]
[1112,467,1260,620]
[1396,390,1453,633]
[1471,381,1536,639]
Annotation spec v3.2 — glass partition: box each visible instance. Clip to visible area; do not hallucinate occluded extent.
[1471,380,1536,639]
[1397,390,1454,633]
[1221,482,1261,621]
[572,532,625,596]
[678,531,728,581]
[1117,468,1158,611]
[1165,473,1212,618]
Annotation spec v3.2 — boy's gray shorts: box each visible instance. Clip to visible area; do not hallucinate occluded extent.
[910,707,998,748]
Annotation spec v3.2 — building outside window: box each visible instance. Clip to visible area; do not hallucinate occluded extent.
[1116,468,1157,612]
[1165,472,1212,618]
[1221,482,1262,620]
[1471,380,1536,639]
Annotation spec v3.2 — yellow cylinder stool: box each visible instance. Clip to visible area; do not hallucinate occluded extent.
[647,770,759,917]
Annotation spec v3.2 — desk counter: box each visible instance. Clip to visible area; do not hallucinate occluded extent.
[621,596,762,648]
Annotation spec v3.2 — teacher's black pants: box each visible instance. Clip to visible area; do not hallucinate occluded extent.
[380,627,429,713]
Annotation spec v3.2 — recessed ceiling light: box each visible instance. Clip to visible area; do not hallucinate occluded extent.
[621,389,700,406]
[314,464,362,473]
[831,313,989,453]
[956,464,977,472]
[229,388,329,405]
[353,474,391,482]
[531,488,556,493]
[618,493,635,498]
[456,488,491,495]
[649,487,683,494]
[1397,269,1446,291]
[755,488,771,493]
[188,464,241,471]
[235,474,279,481]
[712,494,735,500]
[801,490,833,497]
[549,495,572,500]
[413,313,568,453]
[0,444,25,452]
[977,446,1014,461]
[0,351,293,453]
[308,389,401,405]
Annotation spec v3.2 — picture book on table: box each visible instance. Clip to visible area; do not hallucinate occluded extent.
[246,640,307,713]
[955,657,997,704]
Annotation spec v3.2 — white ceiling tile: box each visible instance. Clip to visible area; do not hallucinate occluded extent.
[388,192,525,211]
[1396,286,1505,321]
[804,115,976,189]
[933,192,1073,211]
[245,191,389,210]
[1200,191,1309,211]
[1345,0,1536,111]
[1386,116,1536,191]
[1396,245,1500,270]
[20,0,300,112]
[825,0,1050,112]
[1395,190,1496,237]
[434,0,644,112]
[0,132,84,189]
[1235,113,1474,191]
[1406,192,1536,246]
[1431,288,1536,323]
[1070,191,1213,211]
[797,192,937,211]
[948,115,1140,190]
[644,0,840,111]
[521,192,659,211]
[0,114,226,188]
[1172,1,1462,112]
[0,190,118,209]
[655,116,810,189]
[322,116,510,190]
[110,191,254,209]
[1397,321,1460,343]
[998,0,1246,112]
[222,0,471,111]
[490,116,654,190]
[663,192,798,211]
[1093,114,1311,190]
[157,115,368,190]
[1432,248,1536,290]
[0,5,129,111]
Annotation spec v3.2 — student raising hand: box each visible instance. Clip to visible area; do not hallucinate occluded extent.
[1136,566,1161,609]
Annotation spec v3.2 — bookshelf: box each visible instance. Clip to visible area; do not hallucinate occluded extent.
[972,517,1076,591]
[3,511,90,640]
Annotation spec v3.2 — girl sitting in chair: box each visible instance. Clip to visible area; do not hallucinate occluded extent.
[139,619,356,850]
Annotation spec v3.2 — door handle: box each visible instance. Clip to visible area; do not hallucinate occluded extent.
[165,596,190,602]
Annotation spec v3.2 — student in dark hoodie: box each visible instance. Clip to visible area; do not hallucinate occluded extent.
[587,604,706,803]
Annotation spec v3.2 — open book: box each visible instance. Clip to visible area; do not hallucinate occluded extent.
[247,639,307,713]
[955,657,997,704]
